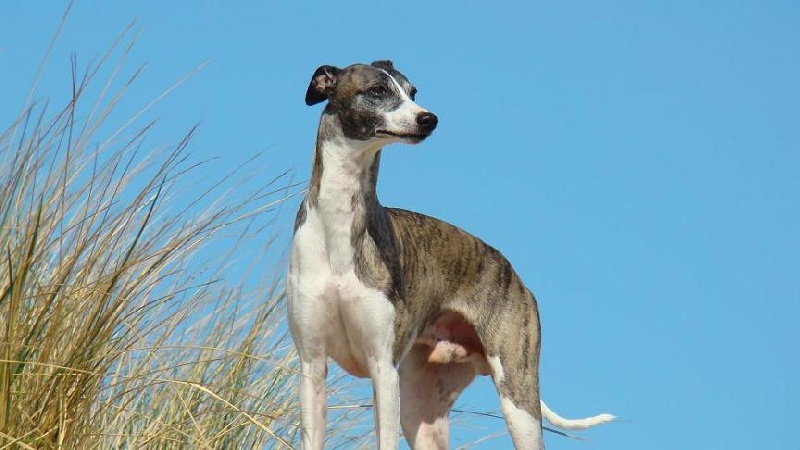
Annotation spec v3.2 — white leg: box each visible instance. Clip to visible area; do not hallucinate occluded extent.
[499,395,544,450]
[298,356,327,450]
[339,286,400,449]
[287,280,328,450]
[369,357,401,449]
[487,355,544,450]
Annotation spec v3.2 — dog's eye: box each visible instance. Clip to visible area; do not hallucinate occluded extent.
[409,88,417,100]
[368,86,387,98]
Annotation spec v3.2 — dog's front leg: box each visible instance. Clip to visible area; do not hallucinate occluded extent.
[298,354,327,450]
[342,287,400,449]
[288,282,328,450]
[369,354,400,449]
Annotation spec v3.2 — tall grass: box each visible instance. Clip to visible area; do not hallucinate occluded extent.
[0,19,370,449]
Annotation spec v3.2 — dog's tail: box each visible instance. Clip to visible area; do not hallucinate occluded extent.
[540,400,616,430]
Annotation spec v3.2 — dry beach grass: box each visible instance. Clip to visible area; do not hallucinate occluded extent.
[0,15,370,449]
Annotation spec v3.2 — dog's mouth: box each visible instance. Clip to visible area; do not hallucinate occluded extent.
[376,130,430,141]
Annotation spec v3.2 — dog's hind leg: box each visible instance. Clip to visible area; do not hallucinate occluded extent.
[479,291,544,449]
[485,353,544,450]
[399,345,476,450]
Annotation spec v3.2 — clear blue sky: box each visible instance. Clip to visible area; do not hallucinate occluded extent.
[3,2,799,449]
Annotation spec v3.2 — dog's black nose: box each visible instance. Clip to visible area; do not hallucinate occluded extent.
[417,112,438,133]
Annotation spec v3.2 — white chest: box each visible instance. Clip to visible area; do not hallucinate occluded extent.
[288,205,396,377]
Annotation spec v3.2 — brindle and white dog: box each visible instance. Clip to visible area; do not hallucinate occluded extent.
[288,60,613,450]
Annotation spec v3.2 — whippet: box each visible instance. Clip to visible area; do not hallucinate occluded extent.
[287,60,614,450]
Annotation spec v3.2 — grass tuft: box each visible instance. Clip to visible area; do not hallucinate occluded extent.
[0,17,371,449]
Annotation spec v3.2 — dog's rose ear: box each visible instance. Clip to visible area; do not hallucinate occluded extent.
[371,60,395,72]
[305,65,340,106]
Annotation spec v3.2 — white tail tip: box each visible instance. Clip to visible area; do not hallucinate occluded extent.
[541,400,616,430]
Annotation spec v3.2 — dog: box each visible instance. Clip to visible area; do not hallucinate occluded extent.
[287,60,613,449]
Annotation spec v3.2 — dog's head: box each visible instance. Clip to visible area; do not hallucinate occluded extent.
[305,60,437,144]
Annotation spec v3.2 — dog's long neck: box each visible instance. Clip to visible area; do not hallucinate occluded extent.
[307,113,384,272]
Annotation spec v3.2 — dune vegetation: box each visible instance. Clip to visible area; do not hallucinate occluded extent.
[0,18,370,449]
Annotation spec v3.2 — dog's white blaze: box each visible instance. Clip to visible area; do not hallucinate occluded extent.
[383,71,427,136]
